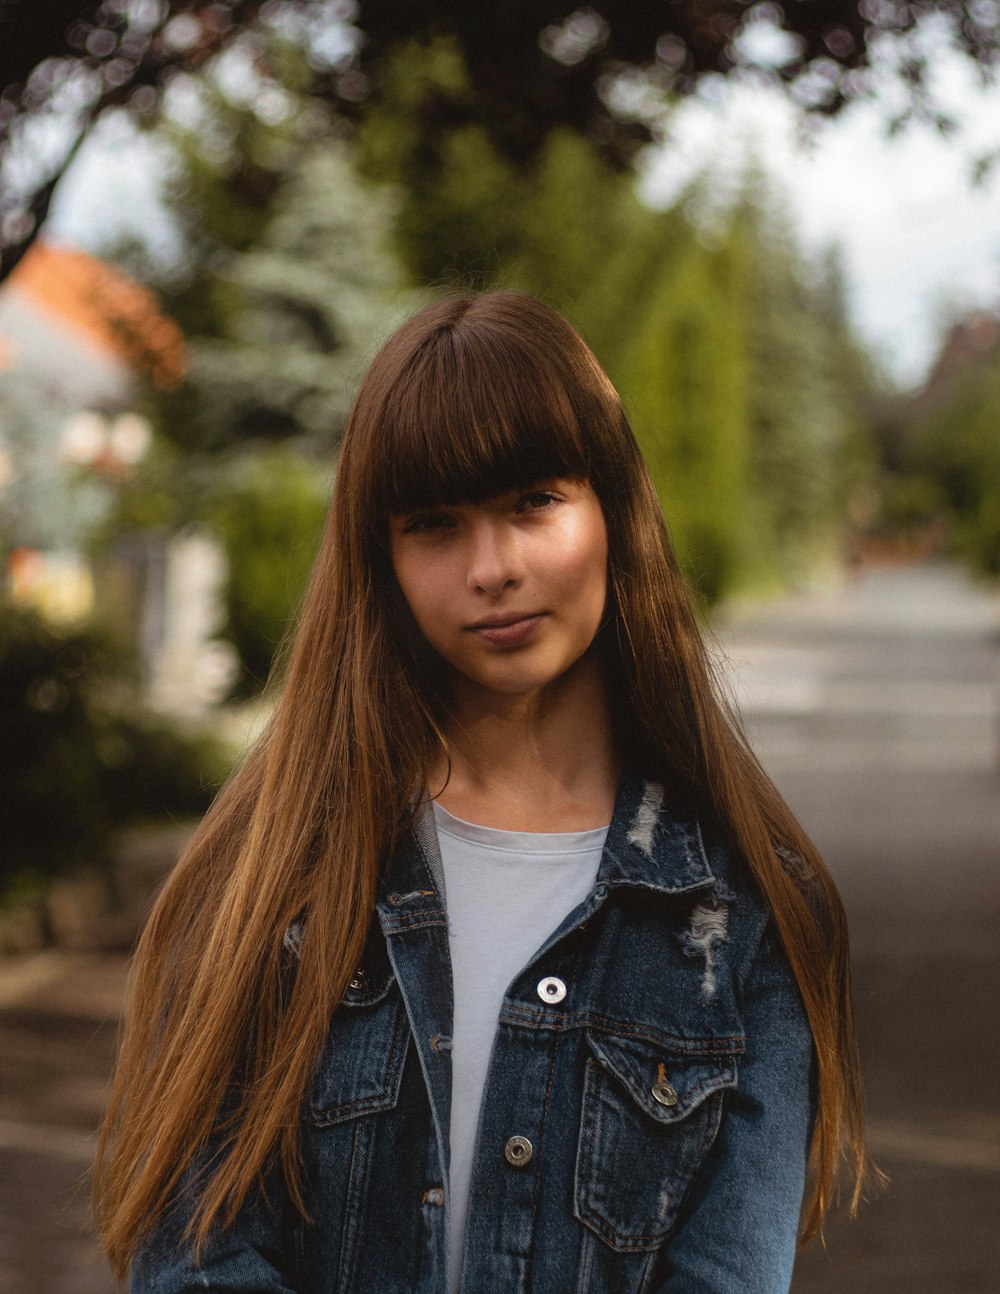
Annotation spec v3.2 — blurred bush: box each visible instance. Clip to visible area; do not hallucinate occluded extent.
[95,711,230,826]
[913,355,1000,575]
[879,474,946,533]
[206,449,330,694]
[0,602,230,900]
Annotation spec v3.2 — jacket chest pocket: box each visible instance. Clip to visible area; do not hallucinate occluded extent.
[306,968,411,1127]
[574,1029,739,1252]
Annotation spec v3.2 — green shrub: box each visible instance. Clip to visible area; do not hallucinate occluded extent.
[94,711,229,826]
[0,602,229,899]
[208,449,330,694]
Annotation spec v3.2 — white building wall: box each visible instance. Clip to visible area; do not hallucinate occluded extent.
[146,527,238,719]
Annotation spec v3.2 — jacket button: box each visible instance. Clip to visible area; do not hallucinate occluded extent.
[348,969,366,992]
[652,1080,679,1107]
[504,1135,533,1167]
[536,975,567,1004]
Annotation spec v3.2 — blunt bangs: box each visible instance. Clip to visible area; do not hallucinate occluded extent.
[371,322,590,517]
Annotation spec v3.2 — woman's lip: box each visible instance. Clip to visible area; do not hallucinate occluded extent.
[467,614,546,646]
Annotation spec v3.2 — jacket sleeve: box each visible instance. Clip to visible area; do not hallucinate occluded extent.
[127,1157,299,1294]
[653,919,816,1294]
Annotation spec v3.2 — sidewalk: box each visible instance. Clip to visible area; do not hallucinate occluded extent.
[0,950,125,1293]
[0,825,188,1294]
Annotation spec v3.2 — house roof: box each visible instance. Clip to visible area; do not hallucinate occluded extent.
[4,241,185,389]
[919,310,1000,409]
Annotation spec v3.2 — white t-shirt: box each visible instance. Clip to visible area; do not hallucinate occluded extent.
[432,801,609,1294]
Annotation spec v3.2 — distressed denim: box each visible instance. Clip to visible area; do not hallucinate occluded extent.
[130,771,815,1293]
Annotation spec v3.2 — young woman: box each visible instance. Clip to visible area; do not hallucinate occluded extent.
[95,291,868,1293]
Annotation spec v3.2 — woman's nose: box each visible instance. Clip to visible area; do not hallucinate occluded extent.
[466,520,522,595]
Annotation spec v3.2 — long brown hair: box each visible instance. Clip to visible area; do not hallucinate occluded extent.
[95,290,869,1279]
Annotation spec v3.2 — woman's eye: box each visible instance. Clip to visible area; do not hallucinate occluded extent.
[518,491,559,512]
[403,512,453,533]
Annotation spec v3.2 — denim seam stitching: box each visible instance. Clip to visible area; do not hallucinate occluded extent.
[496,1007,746,1053]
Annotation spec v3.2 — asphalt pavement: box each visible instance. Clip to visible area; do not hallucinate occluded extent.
[0,559,997,1292]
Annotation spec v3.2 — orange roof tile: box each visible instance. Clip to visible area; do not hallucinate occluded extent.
[6,240,186,389]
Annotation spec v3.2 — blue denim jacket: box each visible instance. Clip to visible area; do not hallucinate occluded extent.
[130,771,815,1293]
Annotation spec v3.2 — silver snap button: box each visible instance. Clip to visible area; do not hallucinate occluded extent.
[652,1080,678,1108]
[504,1135,533,1167]
[536,975,567,1004]
[348,969,366,992]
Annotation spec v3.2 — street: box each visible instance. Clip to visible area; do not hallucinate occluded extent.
[0,560,997,1292]
[717,562,1000,1291]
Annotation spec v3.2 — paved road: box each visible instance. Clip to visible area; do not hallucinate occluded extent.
[717,562,1000,1292]
[1,561,997,1292]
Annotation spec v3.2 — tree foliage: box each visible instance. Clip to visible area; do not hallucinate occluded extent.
[734,188,877,579]
[206,448,331,693]
[617,226,750,602]
[158,139,414,454]
[913,353,1000,573]
[3,0,998,280]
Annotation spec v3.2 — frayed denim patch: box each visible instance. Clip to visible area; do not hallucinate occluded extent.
[627,780,664,855]
[681,897,729,1001]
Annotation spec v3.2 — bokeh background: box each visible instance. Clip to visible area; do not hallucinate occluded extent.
[0,3,997,1290]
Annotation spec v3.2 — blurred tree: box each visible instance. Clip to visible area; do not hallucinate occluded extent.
[500,129,645,316]
[353,36,523,286]
[913,352,1000,573]
[158,139,415,454]
[810,243,883,521]
[206,448,330,693]
[354,32,690,347]
[3,0,997,280]
[616,221,750,602]
[99,115,416,688]
[0,608,115,889]
[356,42,640,295]
[733,181,878,579]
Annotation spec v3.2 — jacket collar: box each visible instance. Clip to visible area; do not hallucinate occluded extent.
[376,768,716,932]
[596,768,717,896]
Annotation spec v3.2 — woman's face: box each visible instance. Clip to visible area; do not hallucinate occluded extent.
[389,477,609,701]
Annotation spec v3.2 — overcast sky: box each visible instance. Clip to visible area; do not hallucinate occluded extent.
[48,39,1000,391]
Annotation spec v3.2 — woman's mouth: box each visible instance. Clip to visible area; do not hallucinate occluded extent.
[466,614,547,647]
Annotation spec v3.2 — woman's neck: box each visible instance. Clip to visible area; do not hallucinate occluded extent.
[429,651,620,831]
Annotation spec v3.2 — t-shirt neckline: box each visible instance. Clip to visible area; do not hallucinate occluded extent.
[430,799,611,856]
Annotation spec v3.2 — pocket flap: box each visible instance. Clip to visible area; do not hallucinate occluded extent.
[585,1030,737,1125]
[308,988,410,1126]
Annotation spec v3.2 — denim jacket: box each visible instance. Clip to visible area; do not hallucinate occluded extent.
[130,771,815,1293]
